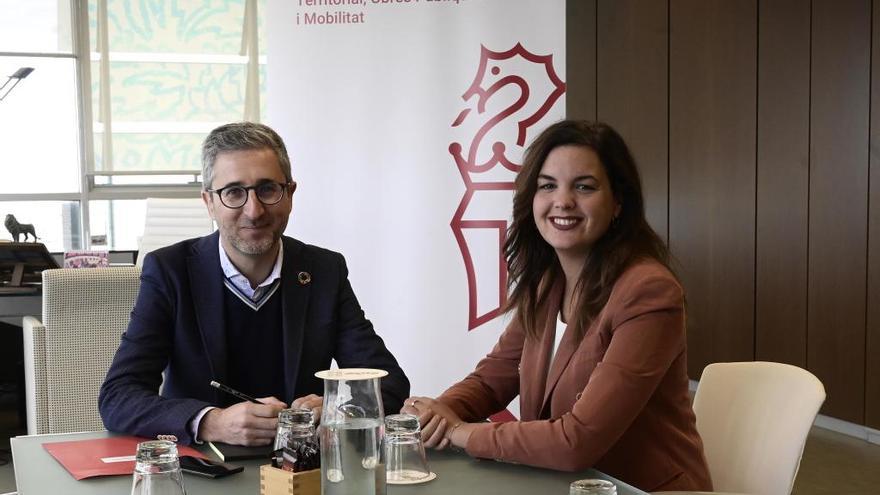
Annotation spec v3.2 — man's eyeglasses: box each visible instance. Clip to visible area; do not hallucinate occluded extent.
[206,181,295,209]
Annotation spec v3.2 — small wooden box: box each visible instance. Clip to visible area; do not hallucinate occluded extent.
[260,464,321,495]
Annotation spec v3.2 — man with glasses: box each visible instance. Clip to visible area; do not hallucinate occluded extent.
[99,122,410,446]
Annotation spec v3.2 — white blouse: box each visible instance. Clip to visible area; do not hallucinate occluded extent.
[549,311,567,367]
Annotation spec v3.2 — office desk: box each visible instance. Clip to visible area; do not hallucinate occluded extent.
[12,431,648,495]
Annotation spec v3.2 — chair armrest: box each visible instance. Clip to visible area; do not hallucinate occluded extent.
[22,316,48,434]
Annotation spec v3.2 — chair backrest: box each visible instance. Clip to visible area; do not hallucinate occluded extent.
[136,197,214,267]
[30,267,141,434]
[693,361,826,495]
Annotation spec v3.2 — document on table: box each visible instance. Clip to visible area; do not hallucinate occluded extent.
[43,435,205,480]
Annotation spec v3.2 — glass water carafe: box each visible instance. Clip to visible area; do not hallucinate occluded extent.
[317,368,387,495]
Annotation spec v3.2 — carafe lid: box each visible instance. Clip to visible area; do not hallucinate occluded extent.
[315,368,388,380]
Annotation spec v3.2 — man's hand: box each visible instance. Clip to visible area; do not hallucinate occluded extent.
[291,394,323,423]
[198,396,287,446]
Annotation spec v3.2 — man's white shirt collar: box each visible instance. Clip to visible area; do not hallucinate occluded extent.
[218,237,284,301]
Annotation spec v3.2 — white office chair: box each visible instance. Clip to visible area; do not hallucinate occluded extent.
[136,197,214,267]
[655,361,826,495]
[22,266,141,434]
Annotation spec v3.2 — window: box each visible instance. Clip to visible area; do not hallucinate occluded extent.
[0,201,81,250]
[87,0,267,175]
[0,56,81,196]
[0,0,265,252]
[0,0,80,251]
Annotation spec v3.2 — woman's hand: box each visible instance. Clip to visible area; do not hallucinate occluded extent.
[401,396,472,450]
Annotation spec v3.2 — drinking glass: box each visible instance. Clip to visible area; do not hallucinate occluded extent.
[569,479,617,495]
[274,407,320,472]
[384,413,433,484]
[275,407,315,450]
[130,440,186,495]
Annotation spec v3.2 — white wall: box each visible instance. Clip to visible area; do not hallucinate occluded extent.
[267,0,565,402]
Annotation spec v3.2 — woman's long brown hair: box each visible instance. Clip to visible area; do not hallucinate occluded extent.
[504,120,673,340]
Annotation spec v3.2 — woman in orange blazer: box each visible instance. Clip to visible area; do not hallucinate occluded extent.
[403,120,712,492]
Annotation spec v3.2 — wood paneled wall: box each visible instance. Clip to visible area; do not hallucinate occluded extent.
[567,0,878,427]
[869,0,880,430]
[597,0,669,240]
[756,0,810,375]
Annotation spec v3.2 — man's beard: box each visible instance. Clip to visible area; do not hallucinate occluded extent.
[225,227,281,255]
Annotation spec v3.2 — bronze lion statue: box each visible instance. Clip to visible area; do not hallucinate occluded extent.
[4,214,39,242]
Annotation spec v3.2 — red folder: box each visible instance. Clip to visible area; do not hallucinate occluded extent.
[43,436,206,480]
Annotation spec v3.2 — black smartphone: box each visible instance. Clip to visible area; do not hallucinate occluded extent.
[178,455,244,478]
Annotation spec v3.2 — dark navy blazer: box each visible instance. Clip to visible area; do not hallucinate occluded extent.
[98,232,410,444]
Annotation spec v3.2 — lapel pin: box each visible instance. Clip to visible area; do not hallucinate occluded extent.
[298,271,311,285]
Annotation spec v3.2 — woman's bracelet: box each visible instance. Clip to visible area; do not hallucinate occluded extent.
[446,421,463,441]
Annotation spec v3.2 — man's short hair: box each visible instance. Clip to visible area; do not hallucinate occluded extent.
[201,122,292,190]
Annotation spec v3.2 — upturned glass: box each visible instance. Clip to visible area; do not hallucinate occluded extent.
[130,440,186,495]
[569,479,617,495]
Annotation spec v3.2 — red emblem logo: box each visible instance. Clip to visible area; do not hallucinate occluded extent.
[450,43,565,330]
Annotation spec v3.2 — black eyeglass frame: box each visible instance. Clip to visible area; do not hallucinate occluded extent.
[206,181,296,209]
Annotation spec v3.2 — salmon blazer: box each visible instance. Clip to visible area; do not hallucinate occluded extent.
[438,260,712,492]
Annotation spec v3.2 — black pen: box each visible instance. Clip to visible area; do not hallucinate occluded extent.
[209,380,262,404]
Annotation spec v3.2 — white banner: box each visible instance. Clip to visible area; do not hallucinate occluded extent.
[267,0,566,400]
